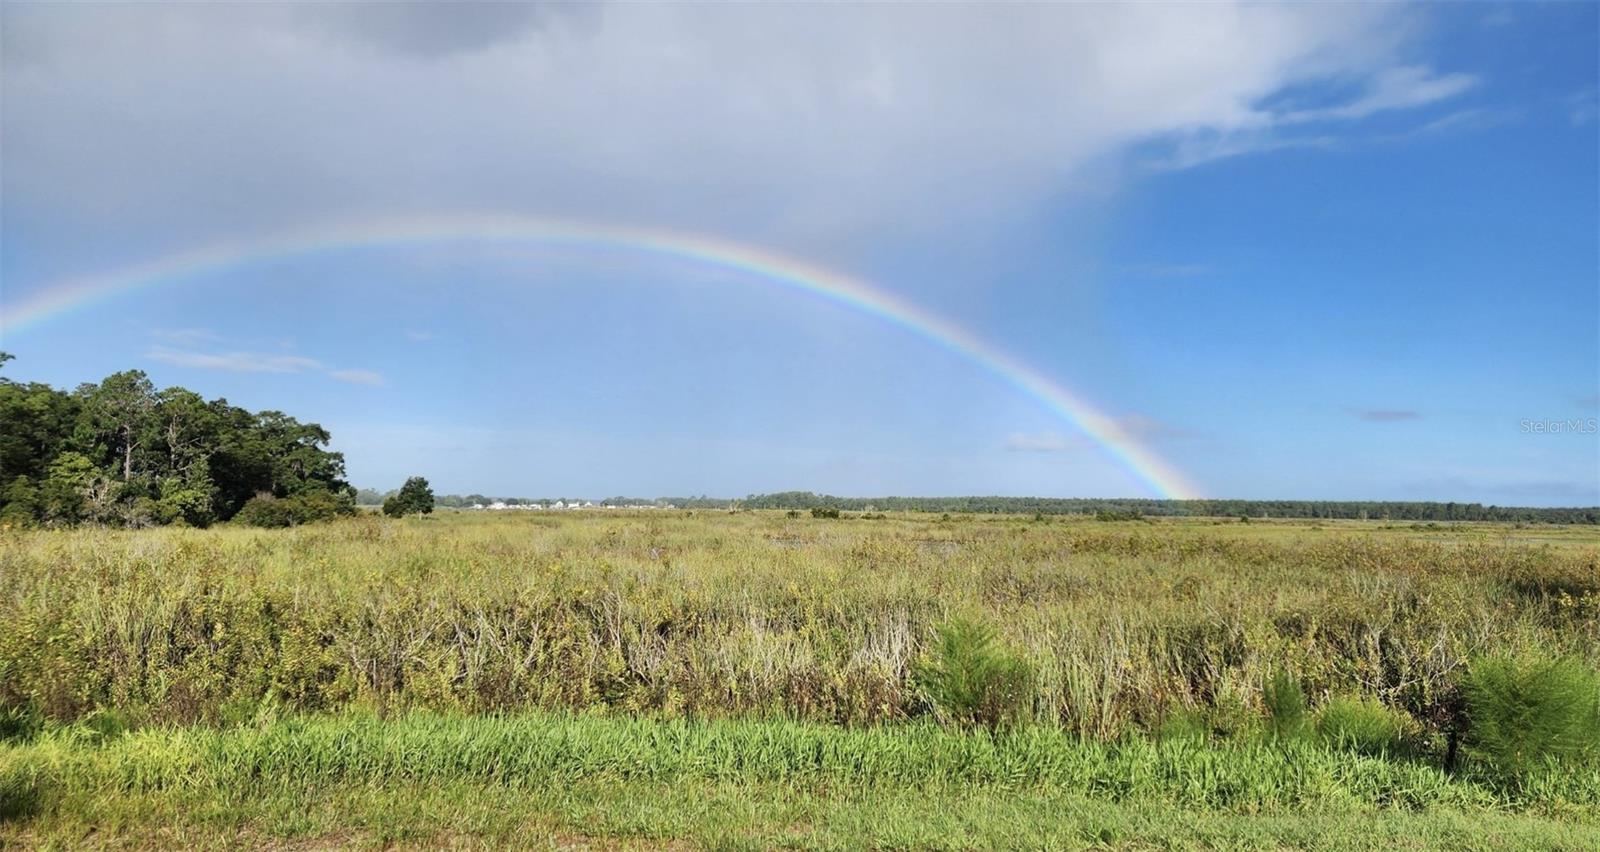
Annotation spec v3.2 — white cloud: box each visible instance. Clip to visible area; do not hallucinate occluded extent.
[147,343,385,386]
[1117,262,1215,280]
[1403,108,1513,137]
[1005,433,1078,453]
[1148,129,1340,172]
[1278,66,1476,124]
[151,327,223,346]
[1,3,1467,257]
[328,368,386,386]
[147,345,323,373]
[1567,90,1598,126]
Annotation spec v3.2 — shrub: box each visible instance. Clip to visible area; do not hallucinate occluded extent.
[382,476,435,518]
[236,495,294,527]
[1461,653,1600,785]
[0,502,36,528]
[0,477,41,526]
[0,771,40,822]
[235,491,353,527]
[77,708,131,744]
[810,506,840,519]
[154,479,215,527]
[292,489,356,521]
[0,705,40,744]
[1155,709,1211,743]
[1262,669,1309,741]
[1317,695,1413,757]
[913,618,1032,729]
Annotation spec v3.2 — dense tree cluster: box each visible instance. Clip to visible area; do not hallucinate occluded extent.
[0,355,354,527]
[416,494,728,509]
[738,492,1599,524]
[382,477,435,517]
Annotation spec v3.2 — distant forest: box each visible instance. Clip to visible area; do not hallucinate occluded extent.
[0,355,354,527]
[365,492,725,509]
[408,489,1597,524]
[736,492,1600,524]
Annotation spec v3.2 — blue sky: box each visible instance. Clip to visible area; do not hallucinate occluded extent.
[2,2,1596,504]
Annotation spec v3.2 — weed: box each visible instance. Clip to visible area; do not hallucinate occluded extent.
[913,618,1032,728]
[1461,654,1600,786]
[1318,695,1414,757]
[1263,670,1309,741]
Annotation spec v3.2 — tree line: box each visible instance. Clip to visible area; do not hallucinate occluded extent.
[737,492,1599,524]
[383,488,1598,523]
[0,354,355,527]
[398,493,725,509]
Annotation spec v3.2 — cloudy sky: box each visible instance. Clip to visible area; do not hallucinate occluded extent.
[2,2,1596,503]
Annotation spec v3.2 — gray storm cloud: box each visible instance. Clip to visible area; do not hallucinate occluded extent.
[292,2,586,59]
[2,2,1465,261]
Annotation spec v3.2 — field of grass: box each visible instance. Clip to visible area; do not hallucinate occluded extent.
[2,510,1598,847]
[5,709,1598,849]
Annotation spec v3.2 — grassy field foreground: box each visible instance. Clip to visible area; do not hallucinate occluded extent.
[3,709,1598,849]
[2,511,1598,847]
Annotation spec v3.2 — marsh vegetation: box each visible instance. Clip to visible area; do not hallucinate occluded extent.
[2,511,1597,847]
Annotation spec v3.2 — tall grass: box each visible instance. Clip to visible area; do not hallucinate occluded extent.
[0,512,1595,738]
[1317,695,1415,757]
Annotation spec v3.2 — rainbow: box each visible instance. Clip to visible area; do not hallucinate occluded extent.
[0,215,1203,499]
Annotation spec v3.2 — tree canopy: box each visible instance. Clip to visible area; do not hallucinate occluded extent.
[0,355,354,527]
[382,477,435,517]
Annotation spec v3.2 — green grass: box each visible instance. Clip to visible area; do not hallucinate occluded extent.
[1316,695,1416,758]
[11,777,1600,850]
[2,512,1598,847]
[4,709,1597,849]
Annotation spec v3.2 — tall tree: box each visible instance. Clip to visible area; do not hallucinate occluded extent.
[75,371,156,483]
[0,369,80,486]
[383,476,434,517]
[152,387,219,479]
